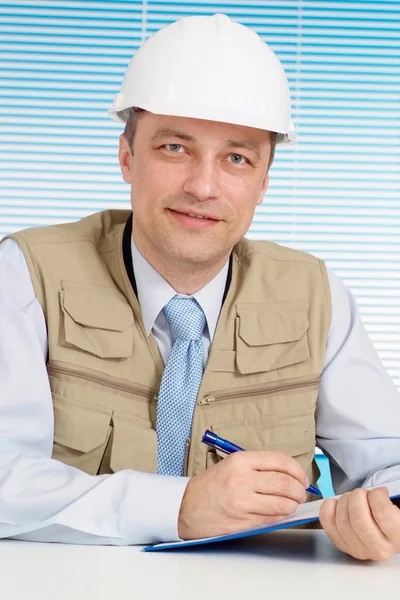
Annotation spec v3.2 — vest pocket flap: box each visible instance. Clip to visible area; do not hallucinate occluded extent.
[205,421,314,460]
[110,415,157,474]
[60,281,134,358]
[235,301,310,374]
[205,446,228,468]
[236,300,309,346]
[53,396,111,453]
[281,438,315,458]
[61,280,134,332]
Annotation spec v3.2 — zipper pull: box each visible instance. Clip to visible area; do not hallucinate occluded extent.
[199,395,216,406]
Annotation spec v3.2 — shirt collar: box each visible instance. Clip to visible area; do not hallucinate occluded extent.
[131,238,229,341]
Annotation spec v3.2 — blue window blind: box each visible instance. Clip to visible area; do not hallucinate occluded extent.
[1,0,399,389]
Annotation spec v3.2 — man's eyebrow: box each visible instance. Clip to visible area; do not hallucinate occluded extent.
[150,128,261,160]
[151,128,195,143]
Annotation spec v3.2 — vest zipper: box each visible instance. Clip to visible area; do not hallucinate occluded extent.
[198,376,321,406]
[47,361,158,403]
[183,438,190,477]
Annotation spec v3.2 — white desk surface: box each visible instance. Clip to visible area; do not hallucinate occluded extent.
[1,531,399,600]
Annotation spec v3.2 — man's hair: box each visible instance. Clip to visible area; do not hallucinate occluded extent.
[123,107,147,152]
[123,107,277,171]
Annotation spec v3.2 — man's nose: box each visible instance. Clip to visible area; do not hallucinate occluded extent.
[182,159,221,202]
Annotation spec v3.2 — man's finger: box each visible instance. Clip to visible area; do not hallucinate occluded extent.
[319,497,349,554]
[335,492,369,559]
[368,487,400,547]
[236,450,309,487]
[247,492,300,518]
[252,470,307,504]
[348,488,384,544]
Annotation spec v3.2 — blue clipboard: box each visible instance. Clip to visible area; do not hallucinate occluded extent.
[143,481,400,552]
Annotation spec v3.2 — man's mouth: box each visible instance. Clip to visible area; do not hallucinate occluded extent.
[170,209,219,221]
[167,208,221,229]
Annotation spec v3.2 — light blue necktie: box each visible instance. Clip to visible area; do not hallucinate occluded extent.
[156,296,206,476]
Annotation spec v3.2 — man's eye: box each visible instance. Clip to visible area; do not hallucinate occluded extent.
[230,154,247,164]
[165,144,183,152]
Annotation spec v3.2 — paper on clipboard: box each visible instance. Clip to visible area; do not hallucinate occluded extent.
[143,479,400,552]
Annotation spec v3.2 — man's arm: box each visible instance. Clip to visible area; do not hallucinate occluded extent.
[316,268,400,491]
[317,269,400,560]
[0,239,188,545]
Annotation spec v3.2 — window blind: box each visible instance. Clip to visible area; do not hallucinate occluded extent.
[1,0,399,389]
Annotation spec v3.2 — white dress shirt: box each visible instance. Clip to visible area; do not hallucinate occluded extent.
[0,236,399,546]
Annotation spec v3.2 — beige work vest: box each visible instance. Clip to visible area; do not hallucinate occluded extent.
[5,209,331,493]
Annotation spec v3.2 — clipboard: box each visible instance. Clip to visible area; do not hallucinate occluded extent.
[143,479,400,552]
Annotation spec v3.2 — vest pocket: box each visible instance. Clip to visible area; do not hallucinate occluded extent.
[200,378,319,473]
[110,414,158,474]
[52,396,158,476]
[59,280,134,358]
[205,427,315,470]
[235,300,310,374]
[49,362,159,475]
[52,394,112,475]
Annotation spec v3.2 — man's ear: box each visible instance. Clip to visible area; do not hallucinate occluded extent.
[118,134,133,184]
[256,172,269,206]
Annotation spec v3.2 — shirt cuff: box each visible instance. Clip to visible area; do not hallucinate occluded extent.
[122,471,190,544]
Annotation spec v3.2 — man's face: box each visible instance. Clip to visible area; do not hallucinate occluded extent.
[119,112,271,268]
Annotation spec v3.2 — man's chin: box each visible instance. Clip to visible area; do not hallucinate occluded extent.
[170,250,218,265]
[163,242,225,266]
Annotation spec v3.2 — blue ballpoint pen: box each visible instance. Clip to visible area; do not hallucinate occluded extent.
[202,429,322,496]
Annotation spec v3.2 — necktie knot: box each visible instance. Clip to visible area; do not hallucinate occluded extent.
[163,296,206,341]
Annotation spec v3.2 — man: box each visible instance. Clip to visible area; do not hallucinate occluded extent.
[0,13,399,560]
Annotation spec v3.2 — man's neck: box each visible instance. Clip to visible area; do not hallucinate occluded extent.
[132,236,230,295]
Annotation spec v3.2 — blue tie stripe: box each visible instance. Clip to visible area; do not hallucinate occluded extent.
[156,296,206,476]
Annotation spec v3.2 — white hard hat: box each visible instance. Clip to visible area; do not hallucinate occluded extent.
[109,13,296,145]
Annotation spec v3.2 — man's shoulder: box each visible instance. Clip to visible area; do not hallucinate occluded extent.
[6,210,131,247]
[235,237,322,266]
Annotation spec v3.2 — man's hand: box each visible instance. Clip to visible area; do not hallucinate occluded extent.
[178,450,309,540]
[320,487,400,561]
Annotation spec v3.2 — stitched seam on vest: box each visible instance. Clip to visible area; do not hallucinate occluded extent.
[234,238,321,265]
[318,259,333,335]
[234,249,321,266]
[4,234,46,311]
[16,238,99,246]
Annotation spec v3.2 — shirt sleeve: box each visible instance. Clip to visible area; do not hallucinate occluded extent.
[0,239,189,545]
[316,268,400,494]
